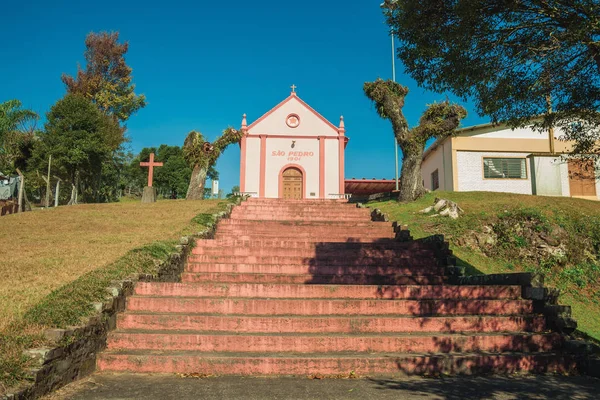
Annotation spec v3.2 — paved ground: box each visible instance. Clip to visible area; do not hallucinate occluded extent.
[44,373,600,400]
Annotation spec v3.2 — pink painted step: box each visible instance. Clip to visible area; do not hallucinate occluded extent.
[107,332,561,354]
[186,255,441,268]
[125,297,534,316]
[214,234,396,242]
[180,272,444,285]
[190,247,436,258]
[134,282,522,300]
[117,313,547,334]
[97,352,576,375]
[184,263,444,276]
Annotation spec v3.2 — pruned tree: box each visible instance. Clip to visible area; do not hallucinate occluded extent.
[364,79,466,201]
[62,31,146,123]
[183,128,242,200]
[381,0,600,154]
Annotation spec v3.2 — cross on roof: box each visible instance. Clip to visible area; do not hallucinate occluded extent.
[139,152,163,187]
[290,84,297,93]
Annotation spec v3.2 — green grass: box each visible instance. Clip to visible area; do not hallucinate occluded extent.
[0,198,237,394]
[368,191,600,341]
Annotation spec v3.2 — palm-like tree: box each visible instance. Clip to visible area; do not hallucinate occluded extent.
[0,99,38,141]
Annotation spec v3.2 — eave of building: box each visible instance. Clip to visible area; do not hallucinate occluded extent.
[246,93,340,133]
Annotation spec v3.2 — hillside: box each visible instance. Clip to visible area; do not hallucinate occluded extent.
[0,199,226,393]
[368,192,600,341]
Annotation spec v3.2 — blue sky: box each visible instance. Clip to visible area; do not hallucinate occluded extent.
[1,0,489,193]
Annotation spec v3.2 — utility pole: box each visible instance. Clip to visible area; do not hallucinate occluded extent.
[46,155,52,207]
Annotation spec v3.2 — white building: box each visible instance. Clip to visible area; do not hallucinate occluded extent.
[421,123,600,200]
[239,88,347,199]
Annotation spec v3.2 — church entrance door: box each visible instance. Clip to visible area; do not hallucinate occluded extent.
[282,167,303,199]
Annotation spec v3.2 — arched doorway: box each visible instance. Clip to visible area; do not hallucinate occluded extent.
[281,167,303,199]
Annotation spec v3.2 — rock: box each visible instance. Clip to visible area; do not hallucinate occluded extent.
[539,232,560,247]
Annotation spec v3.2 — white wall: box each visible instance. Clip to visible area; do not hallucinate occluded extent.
[456,151,533,194]
[422,145,446,191]
[244,137,261,195]
[530,156,563,196]
[264,137,320,198]
[462,125,563,140]
[325,139,340,197]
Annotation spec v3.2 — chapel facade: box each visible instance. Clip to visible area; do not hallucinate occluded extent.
[239,88,348,199]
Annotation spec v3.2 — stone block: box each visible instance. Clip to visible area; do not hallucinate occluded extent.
[141,186,157,203]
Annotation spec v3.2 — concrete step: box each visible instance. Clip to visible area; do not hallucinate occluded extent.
[218,219,391,228]
[96,351,576,375]
[184,263,444,276]
[107,332,562,354]
[190,247,436,258]
[230,215,372,222]
[117,313,547,333]
[125,297,534,316]
[186,255,441,268]
[213,234,396,242]
[196,239,409,249]
[134,282,522,300]
[180,272,445,285]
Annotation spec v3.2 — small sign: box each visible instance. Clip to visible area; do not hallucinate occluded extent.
[212,180,219,195]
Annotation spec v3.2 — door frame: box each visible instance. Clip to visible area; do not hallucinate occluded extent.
[278,164,306,199]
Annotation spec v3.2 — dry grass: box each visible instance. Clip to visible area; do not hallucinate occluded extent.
[0,200,220,331]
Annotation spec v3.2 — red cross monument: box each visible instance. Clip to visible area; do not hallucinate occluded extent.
[140,153,163,187]
[140,153,163,203]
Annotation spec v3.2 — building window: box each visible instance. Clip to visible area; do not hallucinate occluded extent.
[431,169,439,190]
[483,158,527,179]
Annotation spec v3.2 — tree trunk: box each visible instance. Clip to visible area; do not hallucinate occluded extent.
[186,164,208,200]
[398,146,427,202]
[68,172,79,205]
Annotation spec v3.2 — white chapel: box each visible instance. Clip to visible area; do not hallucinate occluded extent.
[239,87,348,199]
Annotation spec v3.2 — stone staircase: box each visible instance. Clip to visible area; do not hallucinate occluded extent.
[97,198,575,376]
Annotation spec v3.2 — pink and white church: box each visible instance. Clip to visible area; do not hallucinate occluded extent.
[239,87,350,199]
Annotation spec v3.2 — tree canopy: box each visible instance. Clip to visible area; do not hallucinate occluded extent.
[0,100,38,172]
[62,31,146,123]
[382,0,600,153]
[364,79,466,201]
[37,94,123,204]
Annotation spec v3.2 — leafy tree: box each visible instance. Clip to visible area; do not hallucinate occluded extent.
[183,128,242,200]
[227,185,240,198]
[0,100,38,172]
[381,0,600,153]
[364,79,466,201]
[62,32,146,123]
[37,94,122,204]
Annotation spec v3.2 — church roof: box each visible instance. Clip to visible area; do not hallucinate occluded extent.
[246,91,340,133]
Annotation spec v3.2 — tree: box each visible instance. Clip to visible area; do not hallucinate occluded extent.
[38,94,122,204]
[62,32,146,123]
[227,185,240,198]
[364,79,466,201]
[0,100,38,172]
[183,128,242,200]
[382,0,600,153]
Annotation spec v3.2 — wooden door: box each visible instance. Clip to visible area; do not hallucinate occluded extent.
[568,159,597,197]
[282,167,303,199]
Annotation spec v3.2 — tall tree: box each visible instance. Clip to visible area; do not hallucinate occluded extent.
[37,94,122,204]
[183,128,242,200]
[364,79,466,201]
[62,32,146,123]
[382,0,600,153]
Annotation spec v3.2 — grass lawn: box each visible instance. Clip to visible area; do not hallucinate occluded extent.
[368,191,600,341]
[0,199,220,331]
[0,199,226,392]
